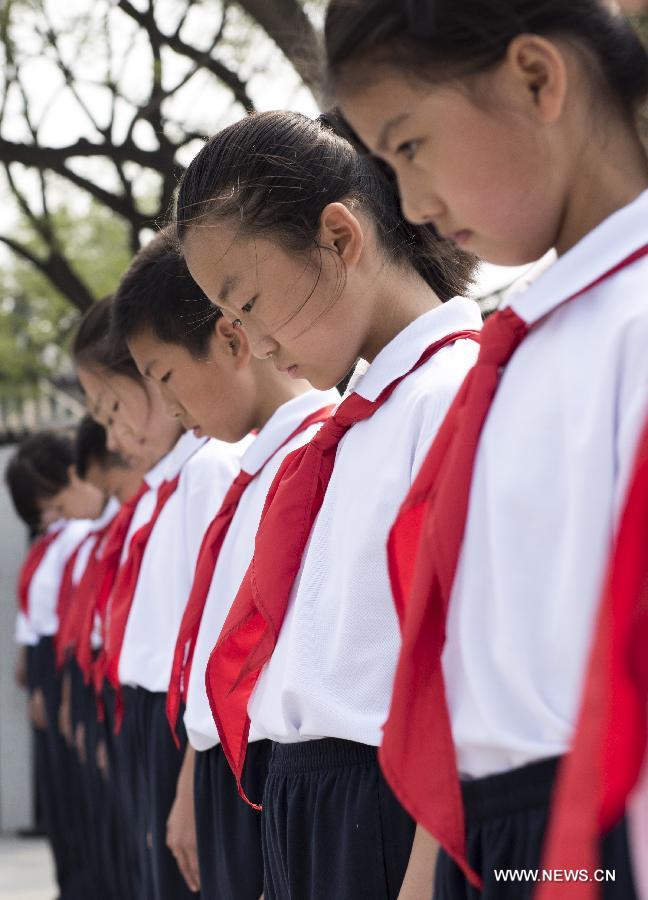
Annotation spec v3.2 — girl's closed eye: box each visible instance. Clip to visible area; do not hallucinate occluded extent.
[395,139,423,162]
[160,371,172,384]
[241,295,258,314]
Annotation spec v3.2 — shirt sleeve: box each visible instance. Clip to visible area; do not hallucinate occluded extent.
[14,611,38,647]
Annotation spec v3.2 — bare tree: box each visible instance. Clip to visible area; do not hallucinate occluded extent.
[0,0,322,310]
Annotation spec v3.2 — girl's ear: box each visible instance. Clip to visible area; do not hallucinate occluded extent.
[505,35,568,125]
[318,201,365,268]
[214,316,253,370]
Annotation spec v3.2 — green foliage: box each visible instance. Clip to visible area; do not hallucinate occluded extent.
[0,202,132,398]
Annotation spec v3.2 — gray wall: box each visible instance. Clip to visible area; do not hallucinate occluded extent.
[0,444,33,832]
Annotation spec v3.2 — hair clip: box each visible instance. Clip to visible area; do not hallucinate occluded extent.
[405,0,437,38]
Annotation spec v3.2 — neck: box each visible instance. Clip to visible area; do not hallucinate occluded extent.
[251,362,313,431]
[556,123,648,256]
[149,424,183,472]
[359,266,442,363]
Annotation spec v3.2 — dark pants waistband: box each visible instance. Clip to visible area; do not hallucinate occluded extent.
[461,756,560,822]
[269,738,378,773]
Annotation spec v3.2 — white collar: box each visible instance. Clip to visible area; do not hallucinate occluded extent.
[144,431,206,488]
[505,189,648,325]
[241,388,339,476]
[144,452,170,490]
[163,430,208,481]
[350,297,482,403]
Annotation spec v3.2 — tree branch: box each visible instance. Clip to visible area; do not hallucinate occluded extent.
[0,234,95,312]
[0,135,173,171]
[236,0,322,102]
[117,0,254,110]
[48,162,153,228]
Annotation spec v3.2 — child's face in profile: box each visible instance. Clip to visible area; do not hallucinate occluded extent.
[336,47,576,265]
[77,364,181,470]
[128,324,269,443]
[182,221,372,391]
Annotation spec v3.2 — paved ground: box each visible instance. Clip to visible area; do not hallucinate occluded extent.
[0,837,56,900]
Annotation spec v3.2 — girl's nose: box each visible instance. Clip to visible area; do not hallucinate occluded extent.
[105,426,120,453]
[159,384,184,419]
[251,332,281,362]
[397,172,445,227]
[400,193,444,227]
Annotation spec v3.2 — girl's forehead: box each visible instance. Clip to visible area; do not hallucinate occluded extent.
[185,226,274,289]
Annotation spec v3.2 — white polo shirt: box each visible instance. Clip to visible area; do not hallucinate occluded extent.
[443,189,648,779]
[116,448,171,565]
[183,388,340,752]
[101,450,169,655]
[248,297,482,746]
[118,431,247,693]
[20,519,94,640]
[14,523,65,647]
[72,497,121,585]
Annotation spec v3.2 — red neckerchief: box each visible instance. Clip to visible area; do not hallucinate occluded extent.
[166,404,335,745]
[206,330,480,807]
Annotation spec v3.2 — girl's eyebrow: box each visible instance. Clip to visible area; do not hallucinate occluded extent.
[376,112,410,152]
[218,274,241,303]
[92,390,104,417]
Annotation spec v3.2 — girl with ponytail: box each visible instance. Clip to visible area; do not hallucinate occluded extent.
[174,109,481,898]
[325,2,648,896]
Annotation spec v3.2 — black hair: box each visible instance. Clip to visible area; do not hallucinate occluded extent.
[75,414,127,479]
[325,1,648,125]
[111,226,222,358]
[71,295,141,380]
[175,109,476,302]
[5,429,74,529]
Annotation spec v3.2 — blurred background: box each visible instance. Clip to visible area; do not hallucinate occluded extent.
[0,1,646,894]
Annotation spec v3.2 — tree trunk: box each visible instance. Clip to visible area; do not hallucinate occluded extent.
[237,0,323,104]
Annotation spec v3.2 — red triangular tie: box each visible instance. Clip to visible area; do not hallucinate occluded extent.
[72,517,117,683]
[537,415,648,900]
[54,531,96,669]
[166,404,335,745]
[17,527,63,617]
[205,330,479,808]
[101,475,180,731]
[382,244,648,891]
[87,481,149,689]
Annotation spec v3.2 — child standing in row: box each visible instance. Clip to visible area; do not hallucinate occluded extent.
[175,109,481,898]
[325,0,648,895]
[112,234,338,898]
[7,430,105,900]
[61,417,143,900]
[72,297,189,898]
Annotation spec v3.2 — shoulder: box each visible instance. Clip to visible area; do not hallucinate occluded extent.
[576,253,648,330]
[394,335,477,417]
